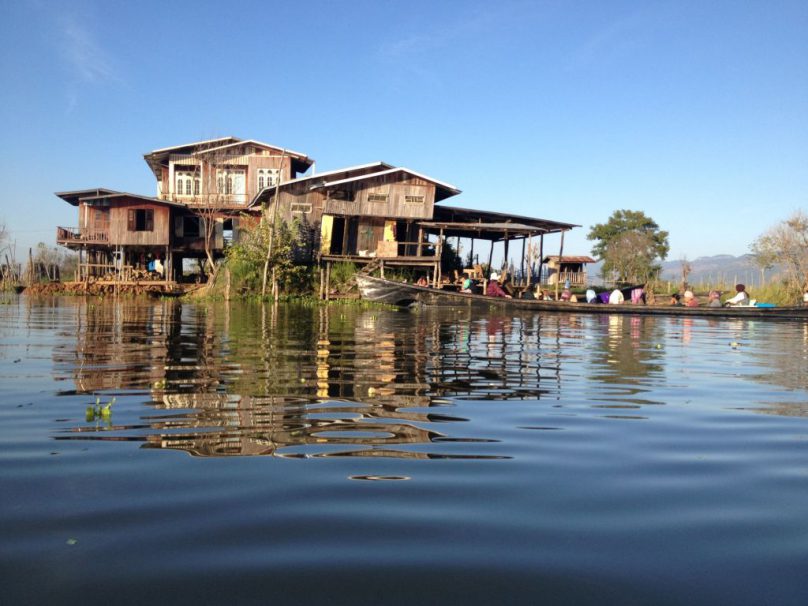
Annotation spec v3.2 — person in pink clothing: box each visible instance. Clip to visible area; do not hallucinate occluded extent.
[486,273,512,298]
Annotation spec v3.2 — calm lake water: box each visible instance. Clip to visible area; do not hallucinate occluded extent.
[1,295,807,605]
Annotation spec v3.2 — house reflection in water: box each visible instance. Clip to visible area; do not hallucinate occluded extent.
[56,300,553,459]
[53,299,808,456]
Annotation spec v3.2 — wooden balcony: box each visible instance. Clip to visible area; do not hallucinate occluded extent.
[56,226,109,245]
[543,270,589,286]
[159,193,250,207]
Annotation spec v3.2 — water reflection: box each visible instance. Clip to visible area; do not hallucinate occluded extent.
[44,298,808,457]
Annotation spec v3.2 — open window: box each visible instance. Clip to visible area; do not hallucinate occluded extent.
[127,209,154,232]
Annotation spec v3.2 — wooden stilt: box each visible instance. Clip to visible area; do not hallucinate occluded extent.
[555,230,565,300]
[504,233,509,274]
[520,238,526,287]
[538,234,544,285]
[436,228,444,286]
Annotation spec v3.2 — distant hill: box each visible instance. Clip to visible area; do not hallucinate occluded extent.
[588,254,776,288]
[658,254,765,288]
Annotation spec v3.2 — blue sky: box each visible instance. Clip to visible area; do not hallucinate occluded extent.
[1,0,806,262]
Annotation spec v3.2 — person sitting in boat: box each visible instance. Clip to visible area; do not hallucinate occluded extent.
[708,290,722,307]
[486,273,512,298]
[608,289,624,304]
[803,287,808,307]
[630,287,645,304]
[416,276,429,287]
[683,290,699,307]
[461,277,474,293]
[669,293,682,306]
[586,289,598,303]
[560,288,572,301]
[724,284,750,306]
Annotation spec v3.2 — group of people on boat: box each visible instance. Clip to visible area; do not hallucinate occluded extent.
[669,284,751,307]
[413,269,791,309]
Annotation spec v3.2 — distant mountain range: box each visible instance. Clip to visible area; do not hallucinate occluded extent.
[589,254,774,287]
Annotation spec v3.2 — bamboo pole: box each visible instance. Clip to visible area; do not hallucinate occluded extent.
[262,149,287,297]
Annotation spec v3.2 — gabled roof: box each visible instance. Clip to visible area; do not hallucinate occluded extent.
[147,137,240,155]
[192,139,310,162]
[311,167,461,201]
[248,161,395,208]
[143,136,314,179]
[54,188,118,206]
[55,189,185,208]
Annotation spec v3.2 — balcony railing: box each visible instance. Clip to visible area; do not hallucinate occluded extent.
[159,193,250,206]
[542,270,589,286]
[56,226,109,244]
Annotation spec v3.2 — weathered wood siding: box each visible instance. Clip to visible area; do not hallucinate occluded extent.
[164,146,297,205]
[323,175,435,219]
[106,199,172,246]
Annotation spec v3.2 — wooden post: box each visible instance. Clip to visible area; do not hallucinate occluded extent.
[487,241,494,277]
[435,229,444,287]
[470,238,475,265]
[417,227,424,257]
[318,266,324,299]
[503,232,509,274]
[520,237,526,287]
[380,260,385,279]
[555,230,565,301]
[325,262,331,301]
[538,234,544,285]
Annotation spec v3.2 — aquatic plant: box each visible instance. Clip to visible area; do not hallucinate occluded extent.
[85,396,116,423]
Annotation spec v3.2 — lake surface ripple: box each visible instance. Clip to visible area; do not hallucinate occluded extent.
[1,297,807,605]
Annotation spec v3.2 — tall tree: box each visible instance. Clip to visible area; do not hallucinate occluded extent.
[751,210,808,294]
[588,209,669,283]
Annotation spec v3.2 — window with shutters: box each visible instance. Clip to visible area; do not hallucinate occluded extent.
[127,209,154,232]
[367,193,388,203]
[404,195,425,204]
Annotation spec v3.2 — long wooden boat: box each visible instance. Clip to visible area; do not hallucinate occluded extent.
[356,275,808,320]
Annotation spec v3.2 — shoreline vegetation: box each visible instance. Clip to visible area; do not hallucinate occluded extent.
[8,265,804,308]
[4,209,806,307]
